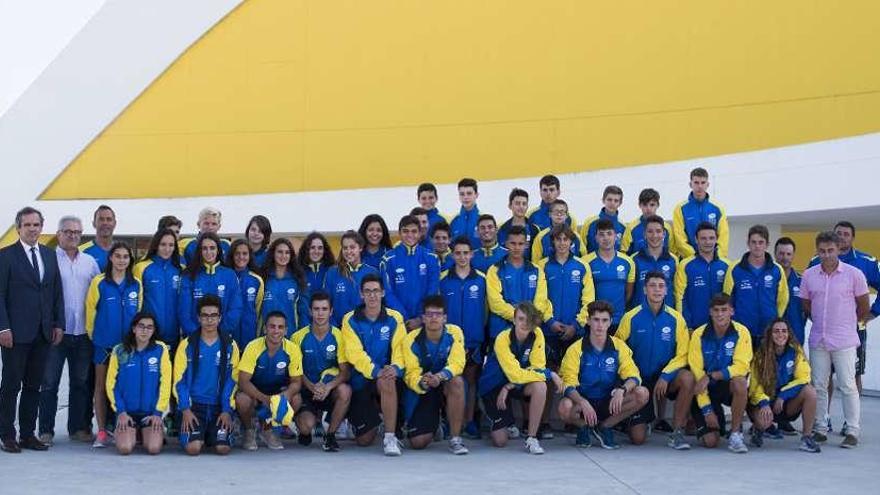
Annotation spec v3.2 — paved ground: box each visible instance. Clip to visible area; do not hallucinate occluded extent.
[0,374,877,494]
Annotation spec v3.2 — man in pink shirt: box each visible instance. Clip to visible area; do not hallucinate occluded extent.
[800,231,870,448]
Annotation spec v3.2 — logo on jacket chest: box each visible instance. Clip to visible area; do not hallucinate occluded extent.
[287,287,297,300]
[127,291,139,306]
[335,282,347,294]
[246,286,257,302]
[763,274,775,288]
[419,263,427,276]
[716,270,726,283]
[217,284,226,298]
[616,265,626,280]
[570,270,582,284]
[379,326,391,340]
[660,326,672,341]
[528,274,538,289]
[325,344,337,361]
[604,356,617,372]
[274,360,288,375]
[468,284,481,299]
[172,275,181,290]
[395,267,406,285]
[724,340,735,357]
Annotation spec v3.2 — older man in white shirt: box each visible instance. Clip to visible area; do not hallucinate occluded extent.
[38,216,100,444]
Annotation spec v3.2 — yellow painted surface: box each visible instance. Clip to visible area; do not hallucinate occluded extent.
[42,0,880,199]
[782,230,880,271]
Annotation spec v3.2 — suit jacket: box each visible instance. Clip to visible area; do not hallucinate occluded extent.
[0,242,65,344]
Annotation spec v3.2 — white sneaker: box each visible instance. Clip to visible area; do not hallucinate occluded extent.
[448,436,469,455]
[337,419,355,440]
[383,435,403,456]
[728,431,748,454]
[507,425,521,439]
[525,436,544,455]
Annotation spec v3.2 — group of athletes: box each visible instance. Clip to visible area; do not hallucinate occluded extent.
[55,168,874,456]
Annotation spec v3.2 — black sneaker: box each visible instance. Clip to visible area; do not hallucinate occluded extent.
[653,419,674,433]
[322,433,339,452]
[778,420,798,436]
[537,423,555,440]
[298,433,313,446]
[749,427,764,448]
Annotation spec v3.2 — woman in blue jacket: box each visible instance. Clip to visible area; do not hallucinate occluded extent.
[261,238,310,335]
[134,228,182,349]
[358,214,393,270]
[178,233,242,337]
[245,215,272,268]
[86,241,143,448]
[227,239,265,347]
[106,312,172,455]
[297,231,335,297]
[323,230,379,327]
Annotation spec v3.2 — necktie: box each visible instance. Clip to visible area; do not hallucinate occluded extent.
[30,247,41,281]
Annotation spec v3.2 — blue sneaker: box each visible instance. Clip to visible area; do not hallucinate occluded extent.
[575,426,592,448]
[592,427,620,450]
[464,421,481,440]
[763,424,784,440]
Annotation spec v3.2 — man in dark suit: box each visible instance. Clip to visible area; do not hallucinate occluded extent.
[0,206,64,453]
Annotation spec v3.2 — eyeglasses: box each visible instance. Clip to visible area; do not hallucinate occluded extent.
[199,313,221,320]
[135,323,155,331]
[362,289,383,296]
[61,230,83,236]
[423,311,445,318]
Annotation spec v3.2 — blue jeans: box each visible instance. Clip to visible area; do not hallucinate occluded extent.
[39,334,93,436]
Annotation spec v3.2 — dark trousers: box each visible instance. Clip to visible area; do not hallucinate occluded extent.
[0,333,51,439]
[39,334,93,436]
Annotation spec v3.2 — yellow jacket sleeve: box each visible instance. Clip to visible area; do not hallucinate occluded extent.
[494,330,548,384]
[156,342,173,414]
[620,220,636,254]
[85,275,101,339]
[579,217,595,249]
[132,261,148,282]
[560,342,583,394]
[402,329,424,393]
[716,206,729,259]
[660,310,691,378]
[106,348,120,412]
[531,228,548,263]
[775,263,789,317]
[389,310,407,373]
[728,323,753,378]
[172,339,189,403]
[135,276,144,311]
[340,313,377,379]
[674,257,691,314]
[688,325,711,410]
[624,254,636,283]
[534,268,554,323]
[575,262,596,327]
[722,265,735,296]
[283,340,304,378]
[748,358,770,406]
[612,337,642,385]
[443,325,466,379]
[333,328,349,365]
[254,272,265,321]
[486,265,515,323]
[672,202,694,259]
[615,308,638,342]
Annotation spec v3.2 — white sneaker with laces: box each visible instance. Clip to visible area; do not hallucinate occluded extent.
[448,436,469,455]
[728,431,748,454]
[525,436,544,455]
[383,435,402,456]
[507,425,521,439]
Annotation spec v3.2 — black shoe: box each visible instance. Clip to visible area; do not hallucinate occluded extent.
[1,437,21,453]
[778,420,798,436]
[653,419,674,433]
[322,433,339,452]
[537,423,555,440]
[298,433,313,446]
[19,436,49,451]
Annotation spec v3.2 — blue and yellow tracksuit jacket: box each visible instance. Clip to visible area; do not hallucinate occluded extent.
[106,342,172,416]
[723,253,788,340]
[252,247,268,270]
[341,305,406,391]
[305,263,330,297]
[479,327,551,395]
[449,205,482,248]
[561,336,641,400]
[380,243,440,320]
[436,249,455,274]
[674,252,731,330]
[261,272,310,337]
[783,269,807,345]
[620,216,673,257]
[426,207,449,233]
[133,256,181,345]
[178,262,242,336]
[291,326,348,385]
[531,226,586,263]
[539,255,595,337]
[362,246,389,271]
[324,263,379,328]
[402,325,466,420]
[86,274,143,350]
[579,208,626,253]
[440,268,488,350]
[584,251,636,325]
[688,321,752,415]
[672,192,729,259]
[748,345,810,407]
[486,256,554,337]
[173,334,240,413]
[233,268,264,347]
[527,202,576,231]
[472,243,508,274]
[809,248,880,317]
[616,304,689,382]
[79,241,110,271]
[497,218,540,260]
[631,249,679,309]
[179,236,232,267]
[237,336,303,395]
